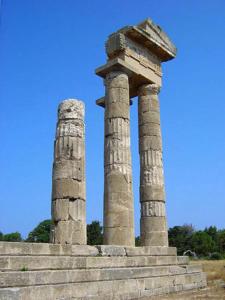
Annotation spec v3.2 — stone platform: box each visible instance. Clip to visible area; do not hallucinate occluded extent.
[0,242,206,299]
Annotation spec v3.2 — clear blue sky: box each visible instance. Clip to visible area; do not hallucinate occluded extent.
[0,0,225,238]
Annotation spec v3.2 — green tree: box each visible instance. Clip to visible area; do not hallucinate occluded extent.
[0,231,3,241]
[204,226,218,249]
[3,232,22,242]
[135,236,141,247]
[218,230,225,254]
[26,220,52,243]
[190,231,216,257]
[168,224,194,255]
[87,221,103,245]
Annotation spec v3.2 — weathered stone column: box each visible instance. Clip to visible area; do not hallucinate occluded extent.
[51,99,86,245]
[104,71,135,246]
[138,84,168,246]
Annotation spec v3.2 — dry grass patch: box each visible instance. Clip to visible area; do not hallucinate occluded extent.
[191,259,225,282]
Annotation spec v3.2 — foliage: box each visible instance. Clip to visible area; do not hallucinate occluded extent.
[209,252,223,260]
[87,221,103,245]
[218,230,225,254]
[190,231,216,257]
[0,231,3,241]
[168,224,225,258]
[3,232,22,242]
[135,236,141,246]
[26,219,52,243]
[168,224,194,255]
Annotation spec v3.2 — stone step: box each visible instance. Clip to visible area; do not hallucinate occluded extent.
[0,255,189,271]
[0,265,202,288]
[0,242,177,257]
[0,273,206,300]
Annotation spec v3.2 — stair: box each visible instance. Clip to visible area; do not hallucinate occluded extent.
[0,242,206,300]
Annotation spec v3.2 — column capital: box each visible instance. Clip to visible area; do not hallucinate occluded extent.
[138,84,161,96]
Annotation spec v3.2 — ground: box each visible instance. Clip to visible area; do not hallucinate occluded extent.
[156,260,225,299]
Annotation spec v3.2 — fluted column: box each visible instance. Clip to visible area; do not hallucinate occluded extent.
[104,71,135,246]
[138,84,168,246]
[51,99,86,245]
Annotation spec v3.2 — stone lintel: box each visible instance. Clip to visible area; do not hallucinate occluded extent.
[95,58,161,98]
[109,18,177,62]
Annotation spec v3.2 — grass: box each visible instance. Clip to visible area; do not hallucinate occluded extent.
[191,259,225,282]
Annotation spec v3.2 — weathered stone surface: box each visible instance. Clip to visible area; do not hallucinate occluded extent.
[53,159,84,181]
[138,84,168,247]
[105,101,129,119]
[52,198,69,221]
[97,245,126,256]
[139,123,161,137]
[140,186,165,202]
[139,135,162,151]
[125,246,177,256]
[52,178,85,200]
[58,99,84,121]
[52,99,86,245]
[140,231,169,247]
[53,220,86,245]
[0,265,201,288]
[103,71,135,246]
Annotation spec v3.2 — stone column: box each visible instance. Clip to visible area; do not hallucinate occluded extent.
[104,71,135,246]
[138,84,168,246]
[51,99,86,245]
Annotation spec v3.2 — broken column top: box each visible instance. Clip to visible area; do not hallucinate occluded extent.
[96,18,177,101]
[58,99,85,120]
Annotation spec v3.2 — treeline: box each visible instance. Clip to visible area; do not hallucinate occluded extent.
[1,221,225,259]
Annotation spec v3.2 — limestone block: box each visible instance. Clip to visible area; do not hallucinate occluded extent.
[140,185,165,201]
[104,206,134,228]
[140,149,163,167]
[104,172,132,193]
[139,123,161,137]
[103,226,135,246]
[69,198,86,221]
[56,119,84,138]
[141,201,166,217]
[52,179,85,200]
[140,230,168,247]
[125,246,177,256]
[138,96,159,112]
[97,245,126,256]
[71,245,99,256]
[54,220,86,245]
[140,217,167,231]
[52,199,69,221]
[53,159,84,181]
[139,136,162,151]
[106,88,130,105]
[140,167,164,186]
[58,99,84,121]
[54,136,84,160]
[105,102,129,119]
[105,71,129,89]
[177,256,189,265]
[139,111,160,125]
[105,117,130,137]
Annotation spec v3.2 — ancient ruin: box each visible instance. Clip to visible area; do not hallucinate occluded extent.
[0,18,207,299]
[51,100,86,245]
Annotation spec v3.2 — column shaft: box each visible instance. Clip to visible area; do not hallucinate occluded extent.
[51,99,86,245]
[138,84,168,246]
[104,71,135,246]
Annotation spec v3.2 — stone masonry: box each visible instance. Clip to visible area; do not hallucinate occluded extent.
[138,84,168,246]
[96,18,177,246]
[51,99,86,245]
[104,71,135,246]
